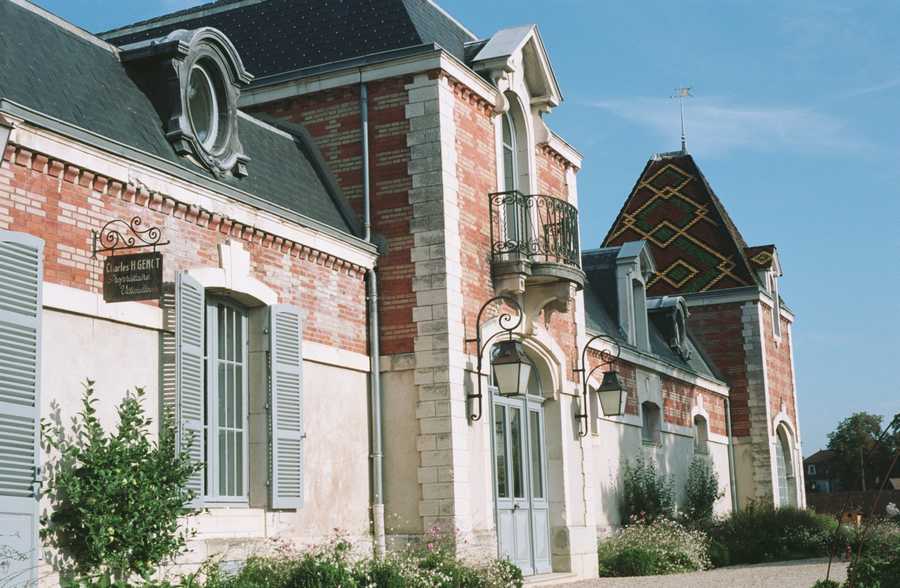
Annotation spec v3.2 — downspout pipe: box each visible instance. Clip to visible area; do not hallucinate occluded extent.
[726,397,739,512]
[361,82,387,557]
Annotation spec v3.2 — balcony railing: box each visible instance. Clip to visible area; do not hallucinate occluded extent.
[489,190,581,269]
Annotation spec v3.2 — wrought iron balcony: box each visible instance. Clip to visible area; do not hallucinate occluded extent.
[489,190,584,292]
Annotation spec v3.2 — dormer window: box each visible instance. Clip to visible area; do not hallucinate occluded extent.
[119,27,253,177]
[647,296,692,361]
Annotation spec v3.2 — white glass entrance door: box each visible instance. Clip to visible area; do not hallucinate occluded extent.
[492,390,551,576]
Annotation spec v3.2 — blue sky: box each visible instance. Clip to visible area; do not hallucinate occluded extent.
[39,0,900,454]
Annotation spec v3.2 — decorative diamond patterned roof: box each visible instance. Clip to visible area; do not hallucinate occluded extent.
[604,152,763,295]
[745,244,777,271]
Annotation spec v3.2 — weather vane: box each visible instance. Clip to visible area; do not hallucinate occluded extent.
[671,87,693,152]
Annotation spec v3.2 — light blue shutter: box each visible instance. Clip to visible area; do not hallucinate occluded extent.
[0,230,43,587]
[175,272,205,504]
[268,304,304,509]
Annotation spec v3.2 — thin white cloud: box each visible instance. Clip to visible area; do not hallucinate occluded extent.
[831,77,900,101]
[585,97,865,157]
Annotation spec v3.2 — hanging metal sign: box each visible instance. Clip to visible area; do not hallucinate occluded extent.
[103,251,162,302]
[94,216,169,303]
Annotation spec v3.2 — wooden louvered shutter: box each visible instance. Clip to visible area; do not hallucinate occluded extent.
[0,230,43,586]
[175,272,205,505]
[268,304,304,509]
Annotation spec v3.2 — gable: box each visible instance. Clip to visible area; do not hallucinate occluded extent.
[604,153,757,295]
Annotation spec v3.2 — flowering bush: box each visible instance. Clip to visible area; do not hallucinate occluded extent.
[597,517,711,577]
[886,502,899,521]
[201,530,522,588]
[621,455,674,522]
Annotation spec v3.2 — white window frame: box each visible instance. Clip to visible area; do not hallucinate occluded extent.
[203,296,250,505]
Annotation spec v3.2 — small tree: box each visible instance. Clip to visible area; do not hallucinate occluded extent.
[684,456,723,522]
[621,454,674,522]
[41,381,200,584]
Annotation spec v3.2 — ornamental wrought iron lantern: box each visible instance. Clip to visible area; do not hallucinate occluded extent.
[491,340,531,398]
[573,334,625,437]
[595,370,627,418]
[465,295,526,420]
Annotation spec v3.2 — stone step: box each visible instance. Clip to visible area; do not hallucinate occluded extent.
[523,572,580,586]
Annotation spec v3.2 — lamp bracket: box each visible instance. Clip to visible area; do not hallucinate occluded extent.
[573,334,622,437]
[465,295,524,421]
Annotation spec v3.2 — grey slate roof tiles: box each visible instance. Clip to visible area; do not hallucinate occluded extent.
[101,0,477,82]
[0,0,360,237]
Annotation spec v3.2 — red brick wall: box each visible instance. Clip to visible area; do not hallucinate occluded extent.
[762,305,797,427]
[247,79,416,355]
[0,145,368,354]
[452,79,497,343]
[687,302,751,437]
[660,377,728,436]
[536,145,569,198]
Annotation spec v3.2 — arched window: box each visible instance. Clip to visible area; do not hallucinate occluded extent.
[694,415,709,454]
[498,95,531,252]
[775,426,796,507]
[641,401,661,445]
[501,111,518,192]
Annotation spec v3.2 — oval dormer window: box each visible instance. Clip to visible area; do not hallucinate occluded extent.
[188,61,223,151]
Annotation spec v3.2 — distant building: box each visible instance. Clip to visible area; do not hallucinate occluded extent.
[804,450,840,493]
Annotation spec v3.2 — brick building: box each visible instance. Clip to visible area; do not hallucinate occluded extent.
[604,151,805,509]
[0,0,800,584]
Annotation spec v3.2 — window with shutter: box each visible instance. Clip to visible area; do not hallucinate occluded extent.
[175,271,206,505]
[0,229,43,586]
[268,304,304,509]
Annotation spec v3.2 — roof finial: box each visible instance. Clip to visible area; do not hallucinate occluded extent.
[672,87,692,152]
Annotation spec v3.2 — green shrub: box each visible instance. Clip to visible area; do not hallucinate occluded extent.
[707,538,730,568]
[40,382,200,585]
[811,580,842,588]
[708,502,837,565]
[598,518,710,577]
[846,519,900,588]
[684,457,723,522]
[621,455,674,522]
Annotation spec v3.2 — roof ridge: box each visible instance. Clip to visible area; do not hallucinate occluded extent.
[9,0,117,52]
[422,0,478,41]
[99,0,266,39]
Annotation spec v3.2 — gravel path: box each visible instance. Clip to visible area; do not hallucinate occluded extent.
[566,558,848,588]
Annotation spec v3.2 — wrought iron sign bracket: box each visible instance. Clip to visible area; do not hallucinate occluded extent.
[573,334,622,437]
[464,295,524,421]
[92,216,169,258]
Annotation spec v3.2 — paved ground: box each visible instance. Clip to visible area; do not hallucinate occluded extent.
[567,558,849,588]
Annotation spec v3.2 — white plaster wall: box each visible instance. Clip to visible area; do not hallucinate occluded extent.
[381,366,420,538]
[39,309,373,577]
[41,310,159,434]
[591,419,733,532]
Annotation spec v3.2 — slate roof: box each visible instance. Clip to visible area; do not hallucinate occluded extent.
[603,151,765,296]
[100,0,477,83]
[804,449,837,465]
[581,248,720,381]
[0,0,361,238]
